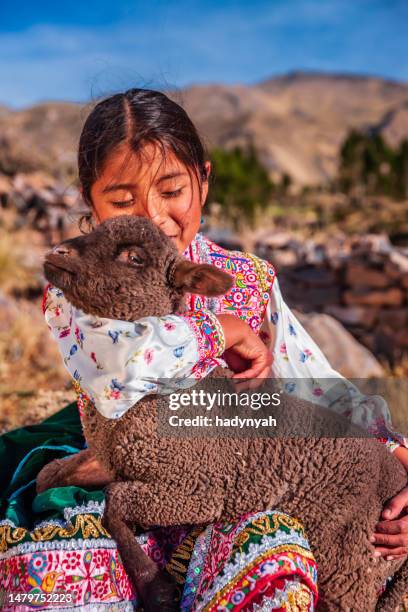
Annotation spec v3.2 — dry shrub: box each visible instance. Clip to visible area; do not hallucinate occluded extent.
[0,214,44,296]
[0,300,72,431]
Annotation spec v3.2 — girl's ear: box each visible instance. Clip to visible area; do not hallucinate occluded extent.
[170,259,234,297]
[200,161,211,206]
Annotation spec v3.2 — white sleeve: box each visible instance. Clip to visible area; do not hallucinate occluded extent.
[262,277,407,449]
[43,285,224,419]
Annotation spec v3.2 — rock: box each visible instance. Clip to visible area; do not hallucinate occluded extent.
[255,231,295,250]
[372,328,398,363]
[270,250,299,267]
[343,287,404,306]
[385,251,408,287]
[294,310,384,378]
[324,305,378,328]
[281,283,341,308]
[395,329,408,347]
[345,263,389,288]
[351,234,392,256]
[0,174,12,194]
[285,265,337,288]
[0,290,19,331]
[378,308,408,331]
[13,171,55,193]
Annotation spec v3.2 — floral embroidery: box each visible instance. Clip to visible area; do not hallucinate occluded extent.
[270,311,279,325]
[299,348,313,363]
[164,322,176,332]
[180,310,225,361]
[74,326,85,348]
[103,379,125,401]
[108,330,120,343]
[185,235,275,335]
[143,348,154,364]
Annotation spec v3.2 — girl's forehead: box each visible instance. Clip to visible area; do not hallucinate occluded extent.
[99,142,187,185]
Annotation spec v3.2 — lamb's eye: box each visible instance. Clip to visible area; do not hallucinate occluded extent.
[117,248,145,266]
[128,252,143,265]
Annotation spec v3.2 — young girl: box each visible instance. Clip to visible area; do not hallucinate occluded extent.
[1,89,408,612]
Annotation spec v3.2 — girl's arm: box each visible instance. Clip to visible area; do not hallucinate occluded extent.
[263,275,408,454]
[393,446,408,471]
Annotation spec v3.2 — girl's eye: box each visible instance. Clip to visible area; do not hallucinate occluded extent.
[111,199,134,208]
[162,189,182,198]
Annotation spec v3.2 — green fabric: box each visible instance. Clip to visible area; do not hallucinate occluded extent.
[0,402,104,530]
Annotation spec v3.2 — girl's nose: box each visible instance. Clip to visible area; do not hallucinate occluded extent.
[145,199,167,229]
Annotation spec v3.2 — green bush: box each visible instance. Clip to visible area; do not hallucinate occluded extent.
[208,146,274,227]
[339,130,408,199]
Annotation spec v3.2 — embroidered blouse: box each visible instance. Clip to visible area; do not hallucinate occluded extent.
[43,232,407,451]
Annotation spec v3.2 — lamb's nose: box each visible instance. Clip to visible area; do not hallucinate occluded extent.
[51,244,71,256]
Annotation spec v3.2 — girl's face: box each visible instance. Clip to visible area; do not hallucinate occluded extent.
[88,142,210,253]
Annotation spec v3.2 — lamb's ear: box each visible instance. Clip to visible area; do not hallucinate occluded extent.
[170,259,234,296]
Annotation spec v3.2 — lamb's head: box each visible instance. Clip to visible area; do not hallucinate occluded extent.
[43,215,234,320]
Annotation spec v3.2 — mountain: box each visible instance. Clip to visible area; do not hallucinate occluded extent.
[1,71,407,186]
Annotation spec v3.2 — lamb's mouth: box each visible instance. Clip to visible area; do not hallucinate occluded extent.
[43,256,76,288]
[44,254,76,275]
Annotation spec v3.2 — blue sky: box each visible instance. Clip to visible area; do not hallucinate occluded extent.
[0,0,407,108]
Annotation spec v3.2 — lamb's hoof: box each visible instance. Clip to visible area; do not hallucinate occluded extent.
[36,458,67,493]
[140,570,179,612]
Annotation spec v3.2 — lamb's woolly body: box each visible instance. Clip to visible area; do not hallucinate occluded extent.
[43,215,408,611]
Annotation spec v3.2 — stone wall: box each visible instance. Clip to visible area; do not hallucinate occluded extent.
[255,233,408,364]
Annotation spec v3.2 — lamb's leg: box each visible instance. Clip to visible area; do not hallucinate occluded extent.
[103,482,178,612]
[36,449,114,493]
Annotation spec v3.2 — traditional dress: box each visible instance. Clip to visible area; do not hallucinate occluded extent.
[0,233,405,611]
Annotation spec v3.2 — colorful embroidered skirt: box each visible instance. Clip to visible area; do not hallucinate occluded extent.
[0,402,318,610]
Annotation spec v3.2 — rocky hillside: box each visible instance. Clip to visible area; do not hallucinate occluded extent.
[1,71,407,185]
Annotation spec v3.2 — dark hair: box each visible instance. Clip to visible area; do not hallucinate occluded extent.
[77,88,208,232]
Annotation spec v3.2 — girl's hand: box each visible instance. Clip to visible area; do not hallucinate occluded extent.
[216,314,273,388]
[371,486,408,559]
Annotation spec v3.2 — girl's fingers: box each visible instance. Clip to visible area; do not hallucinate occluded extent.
[372,532,408,547]
[375,518,408,535]
[232,360,267,380]
[234,381,254,393]
[382,487,408,520]
[373,547,408,558]
[232,366,270,391]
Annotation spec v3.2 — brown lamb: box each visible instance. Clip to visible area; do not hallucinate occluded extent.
[39,214,408,611]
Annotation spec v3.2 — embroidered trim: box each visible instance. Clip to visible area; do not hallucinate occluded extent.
[202,544,316,610]
[0,513,109,554]
[243,252,275,295]
[180,310,225,361]
[0,537,116,560]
